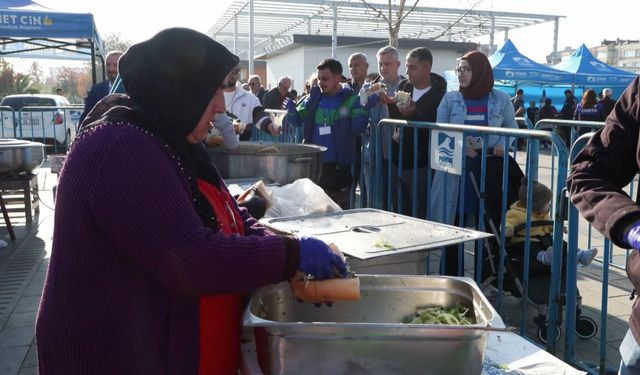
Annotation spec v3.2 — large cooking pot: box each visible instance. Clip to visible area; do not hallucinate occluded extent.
[207,142,326,186]
[0,138,45,174]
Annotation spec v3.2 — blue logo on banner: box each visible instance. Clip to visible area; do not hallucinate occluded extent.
[438,133,455,167]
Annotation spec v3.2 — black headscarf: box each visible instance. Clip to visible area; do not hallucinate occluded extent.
[459,51,494,99]
[88,28,239,228]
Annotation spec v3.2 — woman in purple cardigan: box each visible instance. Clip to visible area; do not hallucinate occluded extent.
[35,28,346,375]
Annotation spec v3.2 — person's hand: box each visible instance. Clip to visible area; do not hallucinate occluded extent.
[397,100,416,116]
[465,145,478,158]
[363,93,380,110]
[492,145,505,157]
[625,221,640,250]
[266,123,282,136]
[505,226,515,238]
[283,97,297,113]
[297,236,348,280]
[379,92,395,105]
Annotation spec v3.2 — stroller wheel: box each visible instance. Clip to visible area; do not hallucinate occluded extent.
[576,316,598,339]
[538,323,562,344]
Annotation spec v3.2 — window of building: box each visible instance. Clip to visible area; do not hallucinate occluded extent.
[623,49,636,58]
[597,51,608,59]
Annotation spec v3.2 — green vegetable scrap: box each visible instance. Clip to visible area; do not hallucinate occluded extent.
[372,238,394,250]
[407,304,474,325]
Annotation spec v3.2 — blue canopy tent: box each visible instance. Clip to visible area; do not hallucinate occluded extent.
[552,44,637,88]
[0,0,105,84]
[489,39,574,86]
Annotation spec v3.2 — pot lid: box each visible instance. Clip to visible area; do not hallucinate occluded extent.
[261,209,493,260]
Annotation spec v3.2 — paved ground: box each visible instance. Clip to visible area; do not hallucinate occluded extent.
[0,152,632,374]
[0,166,54,375]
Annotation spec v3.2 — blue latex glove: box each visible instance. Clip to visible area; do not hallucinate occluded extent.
[363,93,380,110]
[625,221,640,249]
[297,236,348,280]
[284,97,297,112]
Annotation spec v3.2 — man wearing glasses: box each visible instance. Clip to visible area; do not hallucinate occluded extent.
[248,75,267,104]
[263,76,295,109]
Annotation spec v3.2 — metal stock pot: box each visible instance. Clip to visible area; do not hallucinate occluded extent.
[0,139,45,174]
[207,142,326,186]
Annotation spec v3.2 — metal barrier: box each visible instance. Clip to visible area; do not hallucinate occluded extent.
[369,118,570,348]
[0,105,83,156]
[249,109,300,143]
[0,106,15,140]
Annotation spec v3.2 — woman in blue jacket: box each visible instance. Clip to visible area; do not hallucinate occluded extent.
[430,51,517,275]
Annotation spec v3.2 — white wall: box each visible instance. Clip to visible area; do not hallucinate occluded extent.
[266,44,465,92]
[264,47,305,90]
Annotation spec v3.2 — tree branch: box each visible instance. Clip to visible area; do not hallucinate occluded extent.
[423,0,483,41]
[360,0,390,24]
[397,0,420,24]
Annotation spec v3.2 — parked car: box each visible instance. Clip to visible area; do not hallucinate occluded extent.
[0,94,79,152]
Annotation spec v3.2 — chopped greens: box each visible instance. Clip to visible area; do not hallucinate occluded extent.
[372,238,394,250]
[407,304,474,325]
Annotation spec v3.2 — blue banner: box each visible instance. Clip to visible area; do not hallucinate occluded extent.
[0,9,96,39]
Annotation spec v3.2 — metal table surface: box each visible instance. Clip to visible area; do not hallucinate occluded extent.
[240,330,586,375]
[261,208,492,260]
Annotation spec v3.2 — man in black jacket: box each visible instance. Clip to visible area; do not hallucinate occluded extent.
[387,47,446,218]
[600,88,615,119]
[263,76,295,109]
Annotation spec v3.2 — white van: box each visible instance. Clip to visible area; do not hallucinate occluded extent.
[0,94,80,152]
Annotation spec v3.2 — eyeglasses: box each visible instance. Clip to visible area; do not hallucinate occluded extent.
[454,67,472,74]
[249,82,257,86]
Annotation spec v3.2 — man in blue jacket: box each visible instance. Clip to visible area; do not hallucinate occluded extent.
[79,51,123,124]
[286,58,371,209]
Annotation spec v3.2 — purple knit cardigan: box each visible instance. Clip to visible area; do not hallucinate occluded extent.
[36,123,294,374]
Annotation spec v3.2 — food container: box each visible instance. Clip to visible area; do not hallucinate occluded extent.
[261,208,492,275]
[245,275,505,375]
[0,138,45,174]
[208,142,326,186]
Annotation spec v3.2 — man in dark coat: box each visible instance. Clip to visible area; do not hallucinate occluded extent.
[600,88,616,120]
[263,76,295,109]
[387,47,446,218]
[79,51,123,124]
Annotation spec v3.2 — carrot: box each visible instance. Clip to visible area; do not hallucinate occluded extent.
[290,272,361,303]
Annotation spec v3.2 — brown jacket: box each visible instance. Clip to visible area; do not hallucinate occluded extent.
[567,76,640,342]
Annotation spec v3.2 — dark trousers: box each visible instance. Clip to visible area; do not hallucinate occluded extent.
[318,162,353,210]
[351,135,364,206]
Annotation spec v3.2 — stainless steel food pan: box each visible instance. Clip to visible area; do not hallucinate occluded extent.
[245,275,505,375]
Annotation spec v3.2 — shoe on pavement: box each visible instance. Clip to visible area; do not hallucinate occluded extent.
[578,248,598,266]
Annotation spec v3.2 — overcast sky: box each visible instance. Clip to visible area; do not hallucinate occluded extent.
[12,0,640,69]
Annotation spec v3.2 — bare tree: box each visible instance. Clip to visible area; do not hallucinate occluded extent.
[104,32,133,54]
[359,0,482,47]
[28,61,43,85]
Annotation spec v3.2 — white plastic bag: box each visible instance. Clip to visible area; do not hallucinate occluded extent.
[265,178,342,218]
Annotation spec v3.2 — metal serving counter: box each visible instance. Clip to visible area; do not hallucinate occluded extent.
[240,330,586,375]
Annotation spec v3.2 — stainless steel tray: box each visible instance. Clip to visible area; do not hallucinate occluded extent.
[244,275,506,375]
[261,208,492,260]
